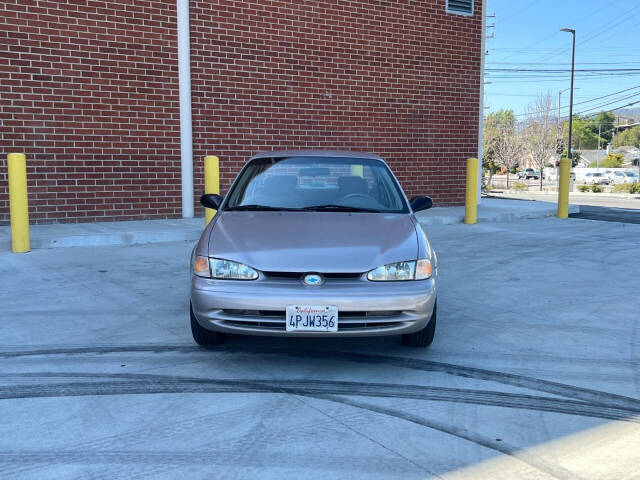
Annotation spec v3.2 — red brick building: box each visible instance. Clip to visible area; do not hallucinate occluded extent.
[1,0,483,224]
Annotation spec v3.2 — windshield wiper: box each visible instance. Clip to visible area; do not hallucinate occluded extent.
[226,204,302,211]
[302,204,381,213]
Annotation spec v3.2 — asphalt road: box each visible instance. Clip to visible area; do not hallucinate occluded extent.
[494,191,640,214]
[570,205,640,224]
[1,218,639,479]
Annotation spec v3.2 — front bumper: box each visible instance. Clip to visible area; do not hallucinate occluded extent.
[191,276,436,337]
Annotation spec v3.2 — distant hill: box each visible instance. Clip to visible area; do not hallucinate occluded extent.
[615,107,640,122]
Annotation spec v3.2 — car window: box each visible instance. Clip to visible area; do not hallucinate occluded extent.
[225,156,409,213]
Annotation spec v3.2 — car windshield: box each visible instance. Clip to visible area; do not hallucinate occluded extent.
[626,172,638,177]
[225,156,409,213]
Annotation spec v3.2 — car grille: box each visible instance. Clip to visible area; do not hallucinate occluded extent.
[262,271,363,279]
[221,309,404,332]
[225,320,401,331]
[222,310,400,318]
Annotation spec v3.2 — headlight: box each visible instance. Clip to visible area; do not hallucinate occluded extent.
[367,259,432,281]
[193,256,259,280]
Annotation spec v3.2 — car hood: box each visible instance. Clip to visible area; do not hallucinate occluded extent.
[207,211,418,273]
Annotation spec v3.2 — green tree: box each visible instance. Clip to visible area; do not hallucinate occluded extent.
[563,116,599,150]
[613,126,640,148]
[590,111,616,143]
[589,153,624,168]
[560,149,581,166]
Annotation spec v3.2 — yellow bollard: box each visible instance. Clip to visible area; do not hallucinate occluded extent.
[7,153,30,253]
[557,158,570,218]
[204,155,220,225]
[464,157,478,225]
[350,165,363,177]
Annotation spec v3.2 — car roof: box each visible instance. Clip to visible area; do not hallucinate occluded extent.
[249,150,384,161]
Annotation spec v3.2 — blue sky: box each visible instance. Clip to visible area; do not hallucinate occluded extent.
[484,0,640,119]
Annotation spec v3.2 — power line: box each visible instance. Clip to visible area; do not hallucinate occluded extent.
[487,68,640,73]
[487,84,640,103]
[510,90,640,118]
[575,99,640,118]
[533,6,640,65]
[498,0,538,23]
[492,47,639,52]
[486,74,640,83]
[492,3,613,64]
[567,84,640,106]
[488,78,640,85]
[488,62,640,66]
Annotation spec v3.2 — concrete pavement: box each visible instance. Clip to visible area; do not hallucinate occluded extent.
[415,197,579,225]
[1,216,639,479]
[0,198,580,251]
[570,205,640,224]
[495,190,640,210]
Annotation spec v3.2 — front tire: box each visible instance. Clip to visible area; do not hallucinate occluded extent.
[402,301,437,347]
[190,303,226,345]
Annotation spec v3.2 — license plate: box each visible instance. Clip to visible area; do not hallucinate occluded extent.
[286,305,338,332]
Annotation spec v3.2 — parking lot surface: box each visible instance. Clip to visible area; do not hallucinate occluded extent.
[1,217,639,479]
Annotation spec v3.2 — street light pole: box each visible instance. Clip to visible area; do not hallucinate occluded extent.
[561,28,576,162]
[597,123,601,171]
[558,87,579,146]
[558,87,569,136]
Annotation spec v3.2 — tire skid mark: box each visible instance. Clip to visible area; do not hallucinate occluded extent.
[0,397,372,479]
[0,450,416,474]
[0,375,638,423]
[0,400,277,479]
[2,344,639,412]
[317,395,583,480]
[0,345,198,358]
[0,346,628,480]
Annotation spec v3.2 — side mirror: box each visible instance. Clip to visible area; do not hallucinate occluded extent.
[200,194,222,210]
[410,196,433,212]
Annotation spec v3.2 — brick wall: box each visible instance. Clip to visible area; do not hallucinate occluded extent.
[0,0,181,223]
[1,0,482,224]
[190,0,483,214]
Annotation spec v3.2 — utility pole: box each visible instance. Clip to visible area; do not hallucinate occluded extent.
[477,0,490,204]
[557,87,579,148]
[561,28,576,161]
[597,123,601,171]
[558,88,568,141]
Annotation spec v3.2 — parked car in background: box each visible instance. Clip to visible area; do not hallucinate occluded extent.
[626,171,639,183]
[545,171,576,181]
[609,170,639,185]
[518,168,539,180]
[584,172,610,185]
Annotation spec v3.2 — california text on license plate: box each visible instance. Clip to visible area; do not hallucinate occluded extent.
[286,305,338,332]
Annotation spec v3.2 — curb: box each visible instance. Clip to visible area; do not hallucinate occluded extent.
[0,219,204,251]
[417,204,580,226]
[1,200,580,251]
